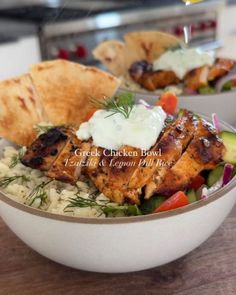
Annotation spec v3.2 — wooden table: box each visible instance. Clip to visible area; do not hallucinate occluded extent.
[1,206,236,295]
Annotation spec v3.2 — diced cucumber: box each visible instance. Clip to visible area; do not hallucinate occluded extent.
[186,189,197,203]
[140,196,166,215]
[222,81,232,91]
[233,165,236,177]
[207,165,224,187]
[220,131,236,164]
[198,86,216,95]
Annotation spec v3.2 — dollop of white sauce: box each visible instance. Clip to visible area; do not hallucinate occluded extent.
[76,104,166,150]
[153,48,215,79]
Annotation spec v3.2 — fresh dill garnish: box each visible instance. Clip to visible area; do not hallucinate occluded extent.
[90,92,135,119]
[27,179,52,207]
[64,191,141,217]
[0,175,30,188]
[9,148,25,168]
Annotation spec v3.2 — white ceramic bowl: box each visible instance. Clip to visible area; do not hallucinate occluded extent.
[120,89,236,126]
[0,118,236,273]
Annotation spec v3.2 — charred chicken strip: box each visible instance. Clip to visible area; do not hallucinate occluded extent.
[129,110,197,190]
[208,58,236,81]
[47,135,91,184]
[134,110,198,199]
[137,71,180,91]
[153,119,225,196]
[21,126,74,171]
[86,145,142,204]
[184,66,209,91]
[129,60,180,91]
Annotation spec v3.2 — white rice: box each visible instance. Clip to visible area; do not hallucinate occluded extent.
[0,146,115,218]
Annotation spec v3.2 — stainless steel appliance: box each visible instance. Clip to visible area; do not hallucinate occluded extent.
[0,0,224,65]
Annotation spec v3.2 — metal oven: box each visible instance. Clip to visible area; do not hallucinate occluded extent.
[0,0,224,65]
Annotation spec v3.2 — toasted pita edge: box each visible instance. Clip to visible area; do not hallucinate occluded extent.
[124,31,183,64]
[92,40,128,76]
[0,74,47,146]
[29,59,121,126]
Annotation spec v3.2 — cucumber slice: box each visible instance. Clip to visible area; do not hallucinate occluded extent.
[140,196,166,215]
[186,189,197,203]
[220,131,236,164]
[233,165,236,177]
[198,86,216,94]
[207,165,224,187]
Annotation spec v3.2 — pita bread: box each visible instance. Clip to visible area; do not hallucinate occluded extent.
[124,31,182,63]
[29,60,121,126]
[92,40,128,76]
[0,74,47,146]
[93,31,182,76]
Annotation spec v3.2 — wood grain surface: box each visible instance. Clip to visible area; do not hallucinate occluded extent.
[0,206,236,295]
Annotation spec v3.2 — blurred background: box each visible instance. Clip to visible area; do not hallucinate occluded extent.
[0,0,235,79]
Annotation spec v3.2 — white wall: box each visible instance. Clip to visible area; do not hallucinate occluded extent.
[217,4,236,59]
[0,36,41,80]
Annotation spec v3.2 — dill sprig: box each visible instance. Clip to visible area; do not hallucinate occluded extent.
[0,175,30,188]
[34,124,54,135]
[64,191,141,217]
[90,92,135,119]
[27,179,52,207]
[9,148,25,168]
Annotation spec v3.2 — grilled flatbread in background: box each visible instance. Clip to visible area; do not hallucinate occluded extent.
[92,40,128,76]
[0,74,47,146]
[124,31,182,63]
[29,59,121,126]
[93,31,182,76]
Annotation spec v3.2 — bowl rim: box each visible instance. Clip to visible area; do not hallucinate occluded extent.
[118,86,236,98]
[0,116,236,225]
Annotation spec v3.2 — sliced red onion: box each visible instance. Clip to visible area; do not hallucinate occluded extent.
[200,187,209,200]
[215,70,236,93]
[212,113,220,132]
[138,99,153,109]
[222,163,234,186]
[196,184,208,199]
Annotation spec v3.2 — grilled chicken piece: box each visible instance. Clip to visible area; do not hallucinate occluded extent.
[21,126,74,171]
[46,135,91,184]
[128,110,198,199]
[134,70,180,91]
[153,119,225,196]
[86,145,143,204]
[208,58,235,81]
[184,65,209,91]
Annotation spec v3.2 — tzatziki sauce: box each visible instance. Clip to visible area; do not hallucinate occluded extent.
[76,104,166,150]
[153,48,215,79]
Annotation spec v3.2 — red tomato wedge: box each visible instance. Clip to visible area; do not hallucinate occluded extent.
[82,109,97,122]
[156,92,178,115]
[154,191,190,213]
[189,175,205,190]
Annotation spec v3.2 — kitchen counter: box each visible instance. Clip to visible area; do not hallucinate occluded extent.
[1,205,236,295]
